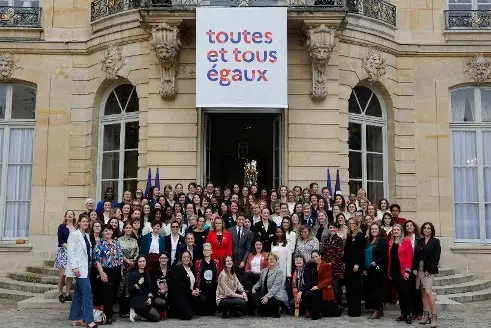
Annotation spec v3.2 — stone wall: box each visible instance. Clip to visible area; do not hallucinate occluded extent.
[4,3,491,274]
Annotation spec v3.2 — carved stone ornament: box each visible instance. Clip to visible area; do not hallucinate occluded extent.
[306,25,336,101]
[362,49,386,82]
[0,52,16,81]
[152,23,182,100]
[101,44,124,80]
[465,55,491,84]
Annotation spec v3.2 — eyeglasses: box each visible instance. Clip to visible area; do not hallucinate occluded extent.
[171,226,179,229]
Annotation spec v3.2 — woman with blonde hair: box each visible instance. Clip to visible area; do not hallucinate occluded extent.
[55,210,77,303]
[252,253,284,318]
[388,224,413,324]
[343,217,365,317]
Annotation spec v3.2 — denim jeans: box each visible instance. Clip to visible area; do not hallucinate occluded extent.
[69,277,94,323]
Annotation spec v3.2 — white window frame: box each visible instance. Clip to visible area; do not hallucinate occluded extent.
[348,85,388,201]
[96,81,139,202]
[447,0,490,10]
[0,0,39,7]
[0,83,36,240]
[450,86,491,243]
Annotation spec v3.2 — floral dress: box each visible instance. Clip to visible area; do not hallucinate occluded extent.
[295,237,320,262]
[117,235,139,298]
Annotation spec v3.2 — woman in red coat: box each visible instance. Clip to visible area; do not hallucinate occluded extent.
[388,224,414,324]
[304,250,338,320]
[205,217,233,272]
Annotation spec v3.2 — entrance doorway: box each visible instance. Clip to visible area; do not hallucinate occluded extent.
[203,112,282,190]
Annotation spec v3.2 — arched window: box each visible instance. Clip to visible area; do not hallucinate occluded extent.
[0,83,36,238]
[97,83,139,201]
[348,85,387,203]
[451,86,491,241]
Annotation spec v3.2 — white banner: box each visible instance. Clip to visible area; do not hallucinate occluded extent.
[196,7,288,108]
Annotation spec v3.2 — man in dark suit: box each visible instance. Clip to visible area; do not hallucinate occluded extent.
[228,213,253,278]
[253,208,277,252]
[164,222,185,266]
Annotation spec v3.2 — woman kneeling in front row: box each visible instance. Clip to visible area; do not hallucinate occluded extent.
[216,255,249,318]
[251,253,284,318]
[303,250,339,320]
[128,255,160,322]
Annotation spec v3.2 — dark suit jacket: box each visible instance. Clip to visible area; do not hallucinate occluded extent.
[253,220,277,252]
[140,233,165,255]
[371,237,388,272]
[412,237,441,275]
[168,264,193,310]
[228,226,253,265]
[164,235,185,266]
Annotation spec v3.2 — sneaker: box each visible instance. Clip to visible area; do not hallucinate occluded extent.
[129,309,136,322]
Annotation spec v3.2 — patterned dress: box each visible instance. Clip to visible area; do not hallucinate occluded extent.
[321,233,345,280]
[295,237,320,262]
[117,235,139,298]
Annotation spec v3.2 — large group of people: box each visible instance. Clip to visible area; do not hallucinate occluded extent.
[57,182,441,328]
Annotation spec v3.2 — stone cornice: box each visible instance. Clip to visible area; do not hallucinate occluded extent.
[1,10,491,56]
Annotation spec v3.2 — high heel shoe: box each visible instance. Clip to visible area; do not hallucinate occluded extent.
[59,294,65,303]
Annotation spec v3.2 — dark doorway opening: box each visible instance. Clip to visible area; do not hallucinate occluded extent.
[204,112,281,190]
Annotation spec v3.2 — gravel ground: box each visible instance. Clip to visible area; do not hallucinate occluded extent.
[0,300,488,327]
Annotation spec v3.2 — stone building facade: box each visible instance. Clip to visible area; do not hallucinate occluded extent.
[0,0,490,272]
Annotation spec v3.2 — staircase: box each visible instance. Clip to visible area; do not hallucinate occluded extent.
[434,267,491,304]
[1,259,491,310]
[0,259,70,309]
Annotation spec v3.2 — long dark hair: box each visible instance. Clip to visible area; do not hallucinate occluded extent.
[273,227,287,247]
[104,187,114,202]
[222,255,235,275]
[421,221,436,238]
[404,220,420,237]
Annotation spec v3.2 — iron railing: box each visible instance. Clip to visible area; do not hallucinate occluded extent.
[445,10,491,30]
[347,0,396,26]
[0,6,41,28]
[90,0,346,22]
[90,0,397,27]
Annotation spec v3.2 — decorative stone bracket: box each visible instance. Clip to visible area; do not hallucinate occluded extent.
[306,25,336,101]
[465,55,491,84]
[0,52,17,81]
[152,22,182,100]
[101,44,124,80]
[362,48,386,82]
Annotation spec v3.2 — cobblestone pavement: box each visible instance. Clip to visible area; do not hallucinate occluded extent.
[0,300,489,327]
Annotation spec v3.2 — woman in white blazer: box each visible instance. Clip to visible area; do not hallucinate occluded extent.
[66,215,98,328]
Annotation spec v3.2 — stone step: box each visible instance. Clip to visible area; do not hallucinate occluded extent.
[44,289,73,300]
[25,266,59,276]
[7,272,58,285]
[43,260,55,267]
[434,279,491,295]
[433,273,476,286]
[17,296,70,310]
[0,278,54,294]
[447,287,491,303]
[436,267,459,277]
[0,287,37,302]
[434,295,464,311]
